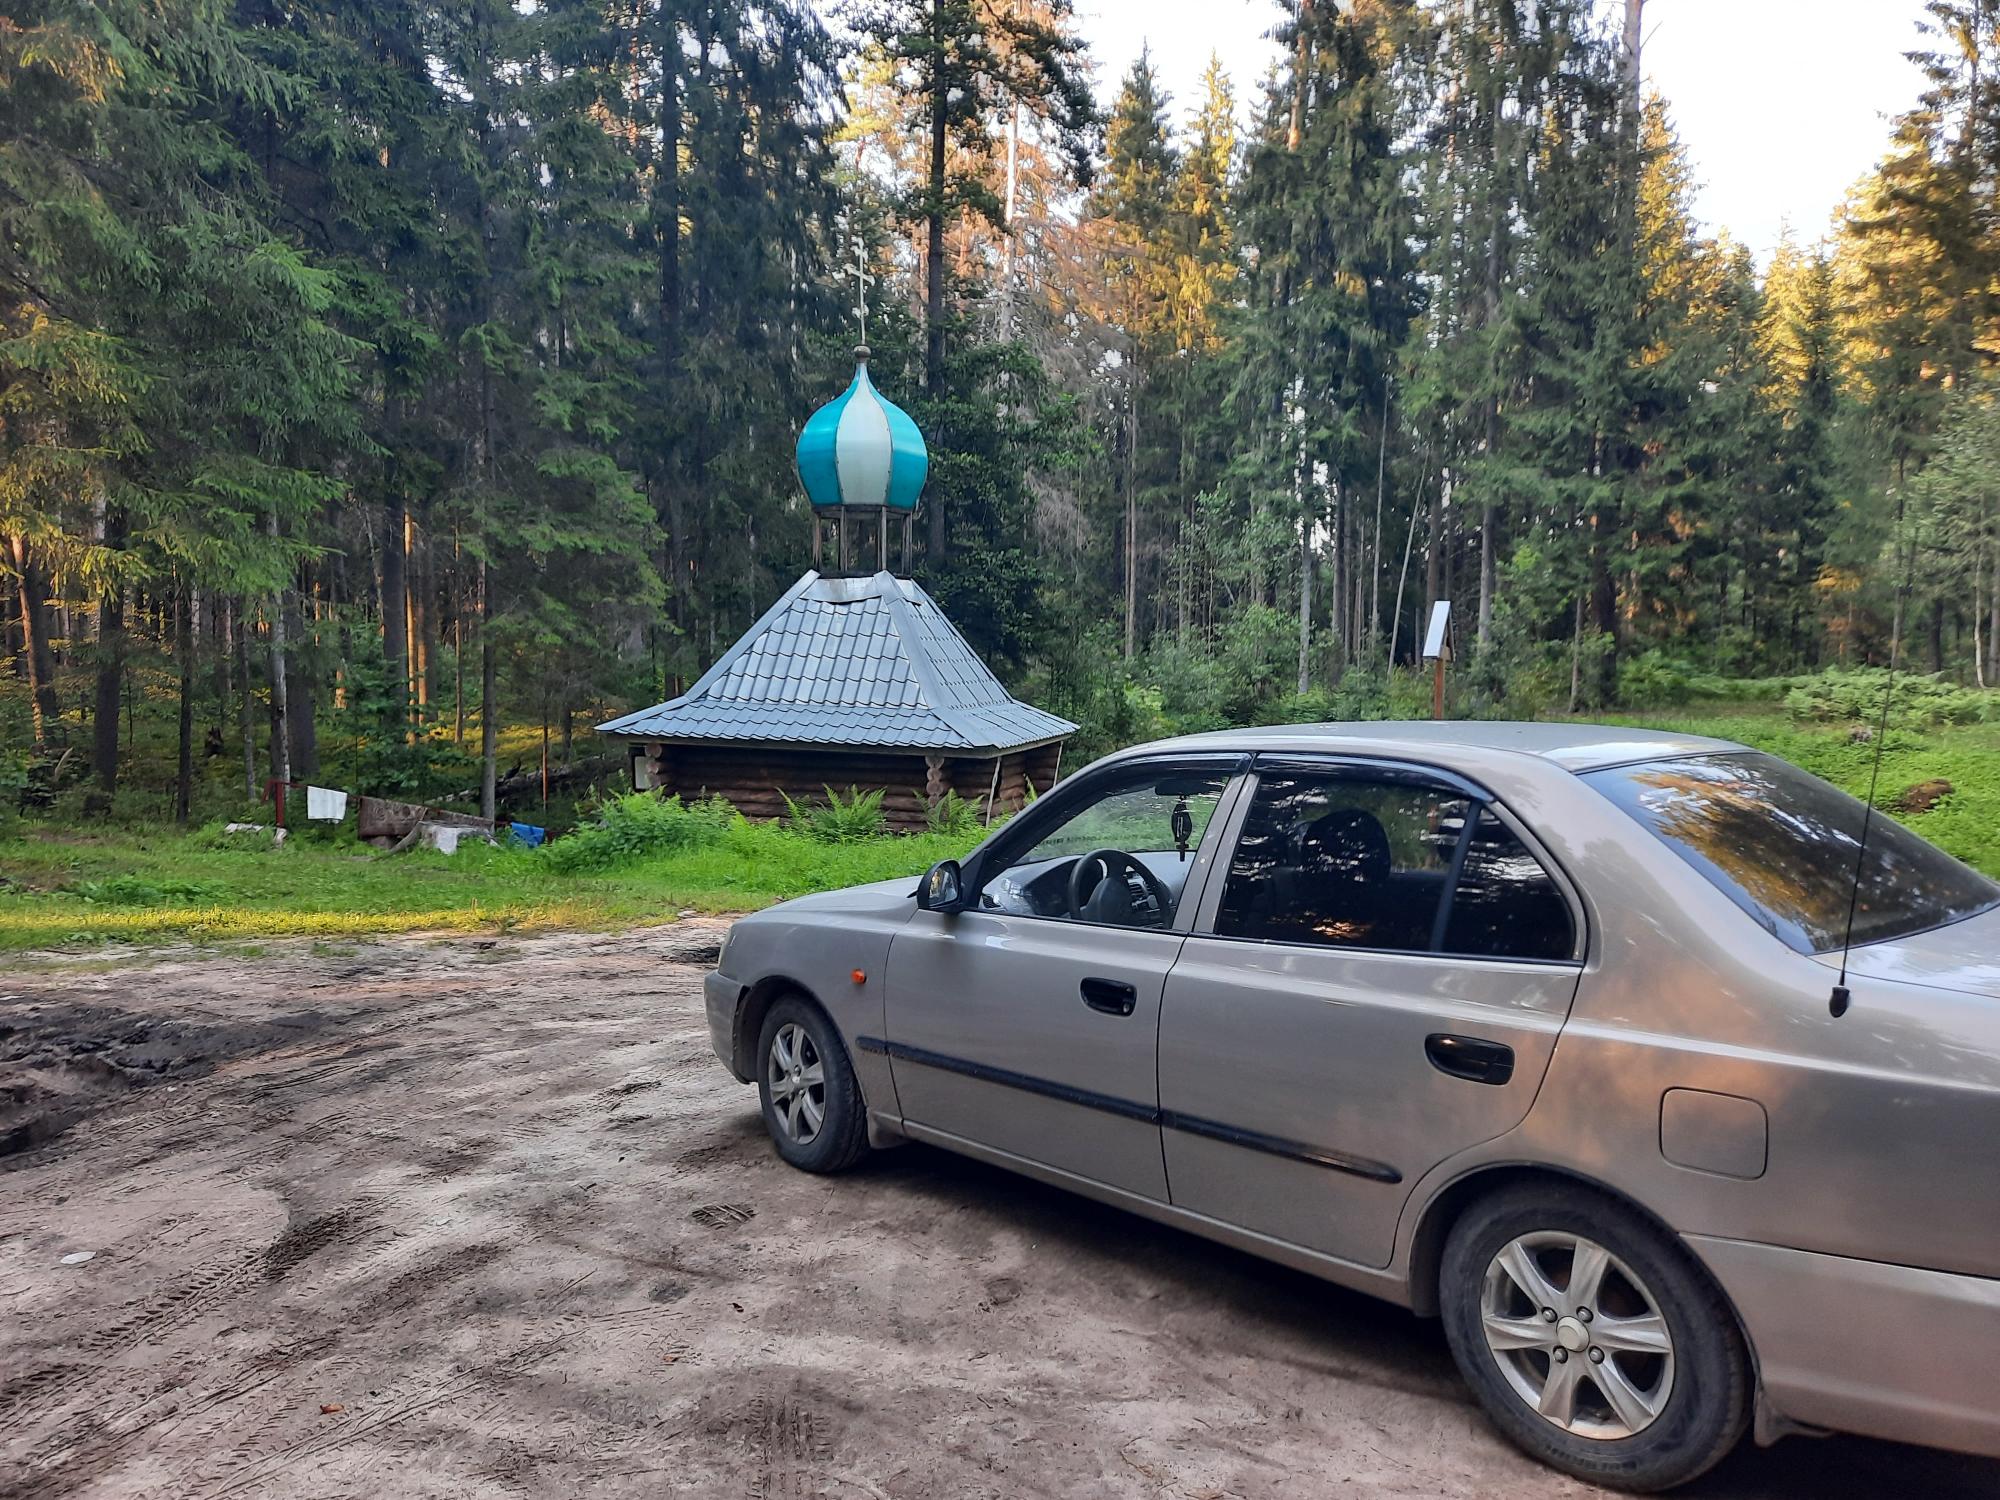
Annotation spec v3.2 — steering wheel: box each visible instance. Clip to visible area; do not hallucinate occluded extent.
[1067,848,1174,926]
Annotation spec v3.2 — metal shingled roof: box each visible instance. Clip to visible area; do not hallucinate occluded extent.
[595,571,1077,753]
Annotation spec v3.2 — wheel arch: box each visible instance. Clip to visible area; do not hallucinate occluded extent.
[733,974,820,1079]
[1402,1161,1756,1375]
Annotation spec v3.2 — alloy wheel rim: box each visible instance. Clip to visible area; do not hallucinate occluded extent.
[1479,1231,1676,1440]
[766,1023,826,1145]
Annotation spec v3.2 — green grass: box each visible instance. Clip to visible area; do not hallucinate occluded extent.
[0,815,980,953]
[6,693,1997,955]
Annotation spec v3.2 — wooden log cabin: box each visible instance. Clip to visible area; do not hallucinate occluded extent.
[596,570,1073,832]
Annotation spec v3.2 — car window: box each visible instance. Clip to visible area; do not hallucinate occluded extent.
[1583,751,2000,954]
[1214,773,1472,953]
[1441,809,1576,960]
[979,766,1229,926]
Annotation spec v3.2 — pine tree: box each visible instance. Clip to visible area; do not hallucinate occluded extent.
[1091,52,1180,657]
[859,0,1095,560]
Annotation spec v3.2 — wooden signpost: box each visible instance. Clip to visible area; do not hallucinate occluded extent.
[1422,600,1452,720]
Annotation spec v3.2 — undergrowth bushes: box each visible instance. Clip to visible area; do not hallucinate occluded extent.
[1784,667,1993,729]
[542,792,734,873]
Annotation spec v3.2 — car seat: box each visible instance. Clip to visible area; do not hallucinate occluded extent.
[1265,807,1391,941]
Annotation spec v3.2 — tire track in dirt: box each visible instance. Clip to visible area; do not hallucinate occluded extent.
[2,1203,380,1482]
[1,1337,331,1500]
[189,1329,576,1498]
[744,1389,837,1500]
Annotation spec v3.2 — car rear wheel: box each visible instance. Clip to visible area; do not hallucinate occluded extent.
[755,995,868,1174]
[1439,1183,1750,1492]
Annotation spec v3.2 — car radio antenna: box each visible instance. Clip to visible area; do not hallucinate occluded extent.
[1830,565,1911,1019]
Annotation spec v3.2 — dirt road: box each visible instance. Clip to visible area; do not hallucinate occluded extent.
[3,926,1994,1500]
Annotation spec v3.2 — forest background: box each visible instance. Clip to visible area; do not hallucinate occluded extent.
[8,0,2000,944]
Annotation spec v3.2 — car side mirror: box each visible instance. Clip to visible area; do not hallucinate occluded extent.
[918,859,966,913]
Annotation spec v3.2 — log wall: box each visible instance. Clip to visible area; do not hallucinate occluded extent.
[943,740,1065,823]
[631,738,1068,833]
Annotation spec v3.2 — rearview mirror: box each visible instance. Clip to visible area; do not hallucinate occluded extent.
[918,859,965,913]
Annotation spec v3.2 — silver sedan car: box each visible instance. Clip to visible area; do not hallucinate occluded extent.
[702,723,2000,1491]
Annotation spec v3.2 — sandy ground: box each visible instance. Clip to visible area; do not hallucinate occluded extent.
[3,926,1997,1500]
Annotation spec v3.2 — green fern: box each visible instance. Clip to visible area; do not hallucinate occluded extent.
[785,785,888,843]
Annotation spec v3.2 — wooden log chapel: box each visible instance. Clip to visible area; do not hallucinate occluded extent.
[597,331,1073,831]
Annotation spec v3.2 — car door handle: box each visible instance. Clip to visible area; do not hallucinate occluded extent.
[1080,977,1138,1016]
[1425,1033,1515,1086]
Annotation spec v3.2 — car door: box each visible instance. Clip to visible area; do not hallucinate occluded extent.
[882,754,1246,1200]
[1157,756,1584,1268]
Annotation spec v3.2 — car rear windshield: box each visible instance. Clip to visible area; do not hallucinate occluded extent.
[1582,751,2000,955]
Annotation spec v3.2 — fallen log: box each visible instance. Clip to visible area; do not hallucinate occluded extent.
[356,795,495,844]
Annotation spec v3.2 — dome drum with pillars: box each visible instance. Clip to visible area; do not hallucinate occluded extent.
[795,344,926,576]
[597,333,1073,829]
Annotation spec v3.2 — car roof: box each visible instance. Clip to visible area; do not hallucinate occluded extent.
[1113,720,1749,774]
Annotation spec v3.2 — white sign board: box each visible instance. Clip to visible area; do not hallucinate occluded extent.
[1422,600,1452,661]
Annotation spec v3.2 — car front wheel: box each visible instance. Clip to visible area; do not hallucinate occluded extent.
[1439,1183,1750,1492]
[755,995,868,1174]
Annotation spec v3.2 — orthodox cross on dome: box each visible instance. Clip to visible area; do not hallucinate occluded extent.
[846,232,874,351]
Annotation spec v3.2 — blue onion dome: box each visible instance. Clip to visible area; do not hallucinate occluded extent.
[795,347,928,512]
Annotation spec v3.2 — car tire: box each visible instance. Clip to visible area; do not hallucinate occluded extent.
[1439,1182,1750,1493]
[755,995,868,1174]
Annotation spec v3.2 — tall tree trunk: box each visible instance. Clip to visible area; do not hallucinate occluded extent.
[1474,46,1505,650]
[1424,470,1447,619]
[1297,517,1313,694]
[1388,457,1426,666]
[1477,501,1495,644]
[3,567,18,673]
[1622,0,1645,110]
[657,16,681,348]
[1124,397,1138,658]
[417,505,437,711]
[657,31,688,635]
[405,506,421,709]
[1287,0,1312,150]
[212,591,230,746]
[1370,387,1388,658]
[1339,480,1354,678]
[1975,546,1986,689]
[924,12,949,563]
[176,584,195,824]
[1890,472,1907,656]
[92,509,128,793]
[455,569,467,746]
[480,560,497,823]
[286,585,318,778]
[1989,539,1999,686]
[383,482,409,701]
[236,601,256,800]
[1589,512,1620,700]
[1000,99,1021,340]
[10,534,59,745]
[1569,595,1585,712]
[267,514,291,788]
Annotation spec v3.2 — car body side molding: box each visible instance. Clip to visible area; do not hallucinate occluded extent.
[857,1035,1401,1184]
[1158,1109,1403,1184]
